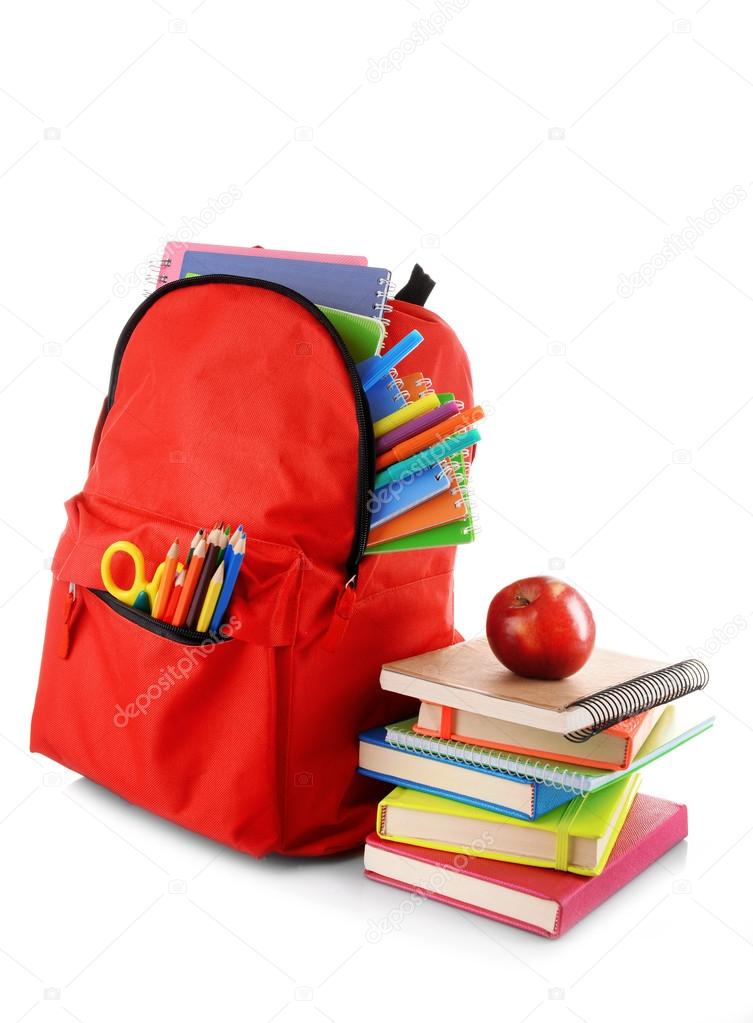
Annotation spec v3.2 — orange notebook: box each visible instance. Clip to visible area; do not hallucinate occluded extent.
[367,456,467,547]
[414,702,665,771]
[401,370,434,401]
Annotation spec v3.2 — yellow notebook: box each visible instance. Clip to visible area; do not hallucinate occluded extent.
[376,773,641,876]
[373,393,440,439]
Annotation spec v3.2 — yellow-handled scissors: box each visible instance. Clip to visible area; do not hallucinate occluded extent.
[100,541,184,610]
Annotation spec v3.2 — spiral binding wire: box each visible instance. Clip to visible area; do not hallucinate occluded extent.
[387,368,409,406]
[144,257,172,293]
[385,726,591,796]
[414,374,433,398]
[374,276,394,324]
[564,658,709,742]
[446,471,467,510]
[462,489,479,538]
[447,441,478,536]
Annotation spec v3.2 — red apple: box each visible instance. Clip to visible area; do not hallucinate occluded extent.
[486,576,595,680]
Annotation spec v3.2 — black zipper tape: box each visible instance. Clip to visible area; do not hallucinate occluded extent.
[104,274,374,584]
[92,588,231,646]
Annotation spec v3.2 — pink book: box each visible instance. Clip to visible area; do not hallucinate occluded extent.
[364,794,687,938]
[156,242,367,287]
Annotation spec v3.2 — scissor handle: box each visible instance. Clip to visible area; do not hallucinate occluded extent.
[101,540,155,606]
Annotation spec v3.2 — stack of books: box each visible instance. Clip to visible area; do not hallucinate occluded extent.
[358,638,712,938]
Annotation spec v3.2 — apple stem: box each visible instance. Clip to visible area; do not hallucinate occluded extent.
[513,594,531,607]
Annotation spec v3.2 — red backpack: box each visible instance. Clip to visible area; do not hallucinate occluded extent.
[31,267,474,856]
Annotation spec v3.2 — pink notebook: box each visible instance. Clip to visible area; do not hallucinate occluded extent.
[156,242,367,287]
[364,794,687,938]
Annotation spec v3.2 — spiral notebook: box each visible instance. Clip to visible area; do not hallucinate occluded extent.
[368,456,468,552]
[177,251,392,319]
[380,639,710,737]
[318,306,384,362]
[365,514,476,555]
[155,242,367,287]
[369,463,451,530]
[366,369,408,421]
[379,698,713,797]
[367,454,468,548]
[359,724,580,820]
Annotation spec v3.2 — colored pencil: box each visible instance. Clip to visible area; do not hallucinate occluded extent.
[164,569,184,623]
[172,537,206,627]
[152,539,180,620]
[224,525,243,565]
[216,526,230,565]
[184,528,204,569]
[209,535,245,633]
[197,562,225,632]
[185,528,220,629]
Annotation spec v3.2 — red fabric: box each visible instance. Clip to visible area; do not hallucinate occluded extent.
[30,281,473,856]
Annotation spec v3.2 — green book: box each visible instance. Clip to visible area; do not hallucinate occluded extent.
[376,772,641,876]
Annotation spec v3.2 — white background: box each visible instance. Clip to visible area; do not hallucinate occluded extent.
[1,1,752,1020]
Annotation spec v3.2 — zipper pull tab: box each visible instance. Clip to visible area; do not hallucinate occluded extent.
[321,576,358,652]
[58,583,76,659]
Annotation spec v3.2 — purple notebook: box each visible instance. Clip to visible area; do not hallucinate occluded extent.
[375,401,462,455]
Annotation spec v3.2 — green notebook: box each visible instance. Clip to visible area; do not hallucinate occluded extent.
[366,450,475,554]
[319,305,383,362]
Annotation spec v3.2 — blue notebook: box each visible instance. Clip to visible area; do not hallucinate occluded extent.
[367,369,407,421]
[180,251,391,319]
[358,726,575,820]
[370,464,450,529]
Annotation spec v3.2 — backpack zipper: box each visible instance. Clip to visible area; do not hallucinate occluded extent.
[105,275,375,586]
[92,588,232,645]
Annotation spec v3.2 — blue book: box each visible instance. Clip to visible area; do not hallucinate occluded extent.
[358,726,575,820]
[181,251,391,319]
[369,464,450,529]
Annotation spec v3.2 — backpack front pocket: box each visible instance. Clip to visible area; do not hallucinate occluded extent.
[31,493,305,856]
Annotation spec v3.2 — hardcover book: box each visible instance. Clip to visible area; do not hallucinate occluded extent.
[376,773,640,876]
[413,702,664,771]
[364,794,688,938]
